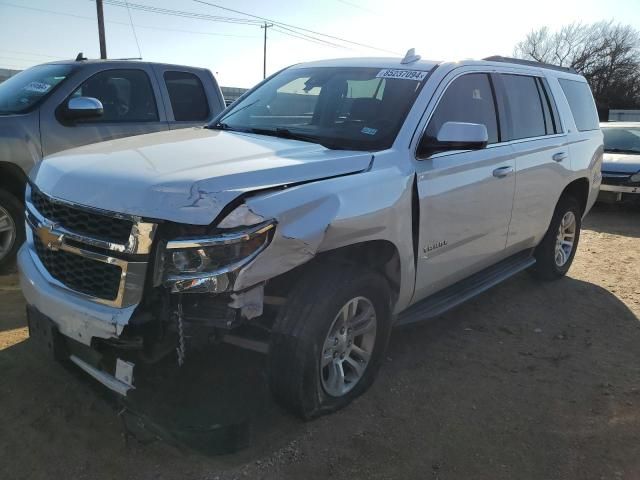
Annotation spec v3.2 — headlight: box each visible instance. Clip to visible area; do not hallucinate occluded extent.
[165,229,271,275]
[162,221,275,293]
[631,171,640,182]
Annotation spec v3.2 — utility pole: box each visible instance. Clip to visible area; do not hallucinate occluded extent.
[261,22,273,79]
[96,0,107,59]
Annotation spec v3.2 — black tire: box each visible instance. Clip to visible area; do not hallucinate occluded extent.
[530,195,582,281]
[268,263,392,419]
[0,189,24,272]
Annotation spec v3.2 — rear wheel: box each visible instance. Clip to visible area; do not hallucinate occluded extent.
[0,189,24,271]
[268,264,392,419]
[530,195,582,280]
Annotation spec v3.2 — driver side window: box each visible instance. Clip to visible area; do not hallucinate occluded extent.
[71,69,159,123]
[426,73,499,144]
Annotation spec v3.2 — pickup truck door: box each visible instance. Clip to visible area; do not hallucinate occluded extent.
[41,65,169,157]
[151,65,225,129]
[412,71,516,301]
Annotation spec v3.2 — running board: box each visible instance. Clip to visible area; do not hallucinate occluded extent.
[396,250,536,326]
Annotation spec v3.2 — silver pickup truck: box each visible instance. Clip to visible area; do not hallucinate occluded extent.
[0,58,225,269]
[19,52,602,419]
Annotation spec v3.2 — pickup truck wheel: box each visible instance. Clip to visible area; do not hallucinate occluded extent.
[0,190,24,271]
[269,265,392,419]
[531,195,582,280]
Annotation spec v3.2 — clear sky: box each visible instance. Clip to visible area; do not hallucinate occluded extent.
[1,0,639,88]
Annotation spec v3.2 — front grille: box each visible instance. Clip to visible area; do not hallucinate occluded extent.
[30,188,134,244]
[601,173,640,187]
[34,235,122,301]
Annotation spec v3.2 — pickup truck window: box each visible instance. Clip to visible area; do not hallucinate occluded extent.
[213,66,430,151]
[0,64,74,115]
[70,69,159,123]
[426,73,499,144]
[501,74,547,140]
[164,71,210,121]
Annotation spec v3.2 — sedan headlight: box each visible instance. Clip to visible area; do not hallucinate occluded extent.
[631,171,640,182]
[162,220,275,293]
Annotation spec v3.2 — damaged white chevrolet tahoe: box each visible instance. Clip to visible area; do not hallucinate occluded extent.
[19,52,603,418]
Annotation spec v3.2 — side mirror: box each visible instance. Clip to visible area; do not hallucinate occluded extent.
[418,121,489,157]
[64,96,104,120]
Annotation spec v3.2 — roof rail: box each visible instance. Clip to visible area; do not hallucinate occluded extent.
[483,56,577,74]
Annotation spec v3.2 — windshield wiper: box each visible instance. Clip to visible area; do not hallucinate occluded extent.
[248,127,348,150]
[208,121,233,130]
[604,148,640,154]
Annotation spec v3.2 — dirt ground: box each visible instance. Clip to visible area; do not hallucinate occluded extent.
[1,202,639,480]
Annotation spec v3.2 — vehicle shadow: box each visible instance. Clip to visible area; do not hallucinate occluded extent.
[0,257,18,276]
[584,202,640,238]
[1,270,639,479]
[0,273,24,332]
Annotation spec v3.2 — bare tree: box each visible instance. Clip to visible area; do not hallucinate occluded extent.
[514,21,640,117]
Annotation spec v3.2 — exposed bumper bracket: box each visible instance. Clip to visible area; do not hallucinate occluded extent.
[69,355,134,396]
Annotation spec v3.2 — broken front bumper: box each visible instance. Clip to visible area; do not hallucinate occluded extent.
[18,243,137,346]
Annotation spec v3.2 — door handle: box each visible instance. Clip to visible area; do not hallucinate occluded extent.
[552,152,568,162]
[493,166,514,178]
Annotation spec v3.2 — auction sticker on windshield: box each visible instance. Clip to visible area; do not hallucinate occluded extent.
[23,82,52,93]
[376,69,428,81]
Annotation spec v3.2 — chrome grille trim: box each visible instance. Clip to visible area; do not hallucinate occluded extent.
[26,186,157,255]
[25,186,156,308]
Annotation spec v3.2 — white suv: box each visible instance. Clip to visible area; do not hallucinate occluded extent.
[19,52,602,418]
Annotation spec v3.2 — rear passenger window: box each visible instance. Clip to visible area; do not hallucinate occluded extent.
[164,71,210,122]
[501,74,546,140]
[426,73,499,144]
[558,79,599,131]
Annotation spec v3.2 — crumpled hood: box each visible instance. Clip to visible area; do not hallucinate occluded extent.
[31,128,372,225]
[602,152,640,174]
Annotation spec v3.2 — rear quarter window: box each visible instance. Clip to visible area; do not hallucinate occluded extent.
[558,79,599,132]
[164,71,210,122]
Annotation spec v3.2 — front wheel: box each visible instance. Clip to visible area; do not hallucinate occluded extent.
[268,264,392,419]
[0,189,24,271]
[530,195,582,280]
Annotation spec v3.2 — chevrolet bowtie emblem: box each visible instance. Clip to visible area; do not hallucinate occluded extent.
[35,224,64,252]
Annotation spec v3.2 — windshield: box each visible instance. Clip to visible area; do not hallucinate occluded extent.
[602,126,640,154]
[0,64,74,115]
[212,66,430,151]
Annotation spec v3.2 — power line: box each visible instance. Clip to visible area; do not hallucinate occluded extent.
[272,24,352,50]
[100,0,351,51]
[271,28,350,50]
[2,1,357,54]
[100,0,263,26]
[123,0,142,59]
[0,2,258,40]
[191,0,400,54]
[336,0,378,15]
[132,24,258,38]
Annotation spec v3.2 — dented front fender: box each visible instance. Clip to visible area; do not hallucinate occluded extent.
[233,156,417,313]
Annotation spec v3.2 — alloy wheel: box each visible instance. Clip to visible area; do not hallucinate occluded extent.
[0,205,16,262]
[320,296,377,397]
[554,211,576,267]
